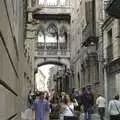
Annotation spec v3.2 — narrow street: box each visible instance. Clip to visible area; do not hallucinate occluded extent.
[0,0,120,120]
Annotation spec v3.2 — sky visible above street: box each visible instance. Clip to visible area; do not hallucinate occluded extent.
[39,65,55,89]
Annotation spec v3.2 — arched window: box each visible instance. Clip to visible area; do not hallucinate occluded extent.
[38,31,44,43]
[37,31,45,49]
[46,24,58,49]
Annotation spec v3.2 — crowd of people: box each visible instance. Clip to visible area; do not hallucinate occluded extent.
[21,87,120,120]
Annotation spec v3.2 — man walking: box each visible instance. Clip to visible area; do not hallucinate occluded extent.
[32,91,50,120]
[81,86,94,120]
[96,94,105,120]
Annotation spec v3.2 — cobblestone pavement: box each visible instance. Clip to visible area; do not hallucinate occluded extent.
[80,113,100,120]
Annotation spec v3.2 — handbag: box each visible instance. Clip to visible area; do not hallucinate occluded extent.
[64,106,79,120]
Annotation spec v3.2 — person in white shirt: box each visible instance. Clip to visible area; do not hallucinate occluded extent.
[96,94,106,120]
[60,94,78,120]
[108,95,120,120]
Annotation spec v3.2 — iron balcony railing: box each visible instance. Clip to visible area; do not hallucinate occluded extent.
[36,42,67,49]
[36,42,58,49]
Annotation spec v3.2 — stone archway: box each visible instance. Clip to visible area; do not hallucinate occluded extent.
[34,57,70,69]
[37,61,66,67]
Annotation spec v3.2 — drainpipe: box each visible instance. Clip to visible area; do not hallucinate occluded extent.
[104,62,109,120]
[101,24,108,119]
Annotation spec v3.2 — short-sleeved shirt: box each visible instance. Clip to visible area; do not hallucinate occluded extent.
[32,100,49,120]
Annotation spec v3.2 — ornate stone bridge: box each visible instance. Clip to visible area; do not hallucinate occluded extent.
[25,0,71,75]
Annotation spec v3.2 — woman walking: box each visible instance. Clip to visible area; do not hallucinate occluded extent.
[108,95,120,120]
[60,94,78,120]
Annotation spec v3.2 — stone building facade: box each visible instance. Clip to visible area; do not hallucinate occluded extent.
[102,0,120,106]
[0,0,32,119]
[102,17,120,100]
[26,0,71,91]
[70,0,105,96]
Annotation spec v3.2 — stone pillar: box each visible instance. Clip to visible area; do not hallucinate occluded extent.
[57,29,60,50]
[117,20,120,57]
[104,64,109,120]
[67,32,70,51]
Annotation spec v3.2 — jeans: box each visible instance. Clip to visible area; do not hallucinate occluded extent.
[98,107,105,120]
[84,112,91,120]
[84,108,92,120]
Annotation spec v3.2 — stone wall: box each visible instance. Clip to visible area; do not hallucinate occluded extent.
[0,0,32,119]
[70,0,85,89]
[102,18,120,99]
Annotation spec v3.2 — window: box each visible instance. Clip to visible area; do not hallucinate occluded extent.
[107,29,113,61]
[46,24,58,43]
[46,24,58,49]
[37,31,45,49]
[107,29,112,46]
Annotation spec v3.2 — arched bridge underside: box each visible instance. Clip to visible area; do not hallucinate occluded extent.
[35,57,70,68]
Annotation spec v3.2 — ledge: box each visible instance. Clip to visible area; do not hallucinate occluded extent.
[7,113,17,120]
[0,78,18,96]
[32,14,71,23]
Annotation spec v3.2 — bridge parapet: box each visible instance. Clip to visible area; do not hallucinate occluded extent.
[28,0,71,15]
[35,49,70,58]
[36,0,71,8]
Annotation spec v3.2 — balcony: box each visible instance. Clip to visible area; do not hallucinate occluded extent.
[32,0,71,22]
[35,49,70,58]
[36,42,58,49]
[106,0,120,18]
[82,24,98,47]
[36,42,68,50]
[36,43,45,49]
